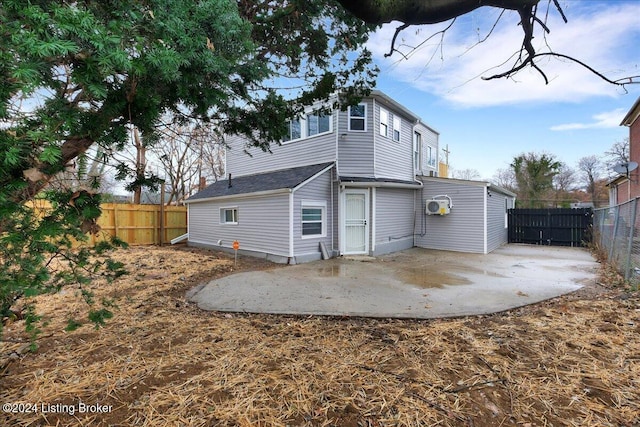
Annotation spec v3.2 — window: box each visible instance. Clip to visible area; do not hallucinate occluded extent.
[413,132,422,171]
[307,112,330,137]
[220,207,238,224]
[348,104,366,131]
[393,117,401,141]
[301,201,326,238]
[283,118,301,142]
[426,145,436,167]
[379,108,389,137]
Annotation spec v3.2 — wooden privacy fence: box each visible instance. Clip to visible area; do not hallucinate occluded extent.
[93,203,187,246]
[29,201,187,246]
[508,208,592,247]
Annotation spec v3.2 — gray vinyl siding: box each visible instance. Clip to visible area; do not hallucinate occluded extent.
[415,179,485,253]
[416,123,439,176]
[293,168,333,257]
[374,188,415,254]
[337,99,374,177]
[225,114,337,177]
[188,193,290,256]
[486,191,512,252]
[374,103,415,181]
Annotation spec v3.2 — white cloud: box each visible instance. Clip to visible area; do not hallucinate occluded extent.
[368,1,640,108]
[550,108,627,131]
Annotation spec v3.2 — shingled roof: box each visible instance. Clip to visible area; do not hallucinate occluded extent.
[186,162,334,202]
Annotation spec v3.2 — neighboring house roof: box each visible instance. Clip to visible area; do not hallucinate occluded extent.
[186,162,334,202]
[606,174,629,187]
[621,96,640,126]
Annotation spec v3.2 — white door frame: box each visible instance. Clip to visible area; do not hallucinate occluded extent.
[341,189,370,255]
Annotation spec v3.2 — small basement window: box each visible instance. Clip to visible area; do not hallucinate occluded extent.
[220,207,238,224]
[301,202,326,238]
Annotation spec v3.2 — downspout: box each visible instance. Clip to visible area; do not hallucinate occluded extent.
[333,110,339,255]
[335,105,340,177]
[289,189,294,263]
[371,187,376,254]
[372,98,377,177]
[412,120,423,242]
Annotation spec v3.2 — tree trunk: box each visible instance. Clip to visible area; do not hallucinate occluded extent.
[133,128,146,205]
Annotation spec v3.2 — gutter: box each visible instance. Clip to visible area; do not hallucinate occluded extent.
[184,188,291,204]
[340,180,423,190]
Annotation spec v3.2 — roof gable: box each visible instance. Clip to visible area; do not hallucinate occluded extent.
[186,162,334,202]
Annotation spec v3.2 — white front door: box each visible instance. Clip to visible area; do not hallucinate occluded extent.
[343,190,369,255]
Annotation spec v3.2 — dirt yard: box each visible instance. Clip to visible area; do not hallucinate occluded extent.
[1,246,639,427]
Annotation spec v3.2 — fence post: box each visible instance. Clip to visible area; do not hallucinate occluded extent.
[609,206,620,261]
[625,198,638,280]
[159,182,165,246]
[114,204,120,241]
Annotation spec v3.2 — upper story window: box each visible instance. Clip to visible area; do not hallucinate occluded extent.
[393,117,401,142]
[307,112,330,137]
[348,104,366,131]
[283,118,301,142]
[414,131,422,171]
[426,145,437,167]
[282,110,332,143]
[379,108,389,137]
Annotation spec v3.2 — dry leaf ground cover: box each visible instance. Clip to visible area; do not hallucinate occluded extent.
[1,245,639,427]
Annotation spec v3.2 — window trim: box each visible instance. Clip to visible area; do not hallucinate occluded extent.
[220,207,239,225]
[348,104,367,132]
[300,200,326,239]
[379,107,389,137]
[392,116,401,142]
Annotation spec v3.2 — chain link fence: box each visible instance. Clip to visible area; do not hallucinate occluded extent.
[593,198,640,285]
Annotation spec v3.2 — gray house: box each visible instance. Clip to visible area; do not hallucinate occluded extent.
[185,90,515,262]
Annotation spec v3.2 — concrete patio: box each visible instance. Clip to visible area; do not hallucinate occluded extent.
[187,244,599,319]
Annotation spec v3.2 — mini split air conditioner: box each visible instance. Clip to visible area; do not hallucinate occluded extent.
[426,199,450,215]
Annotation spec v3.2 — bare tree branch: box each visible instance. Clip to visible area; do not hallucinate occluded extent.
[340,0,638,87]
[483,52,640,89]
[385,23,410,58]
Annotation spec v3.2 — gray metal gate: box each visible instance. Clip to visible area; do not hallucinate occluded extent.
[508,208,592,247]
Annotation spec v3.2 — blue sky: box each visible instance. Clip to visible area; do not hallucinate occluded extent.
[365,0,640,180]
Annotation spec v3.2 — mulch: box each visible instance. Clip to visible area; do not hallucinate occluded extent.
[1,245,639,426]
